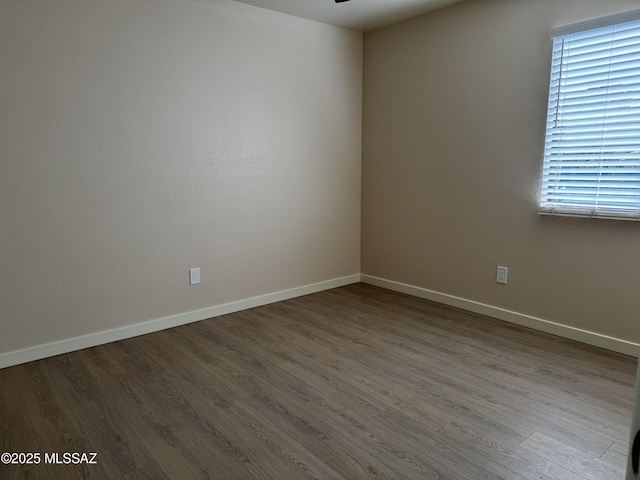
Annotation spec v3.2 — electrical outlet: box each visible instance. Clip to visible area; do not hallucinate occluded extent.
[189,267,200,285]
[496,266,508,284]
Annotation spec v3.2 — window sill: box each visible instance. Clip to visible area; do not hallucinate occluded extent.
[537,209,640,222]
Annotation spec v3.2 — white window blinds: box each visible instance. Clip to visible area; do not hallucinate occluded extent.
[539,12,640,220]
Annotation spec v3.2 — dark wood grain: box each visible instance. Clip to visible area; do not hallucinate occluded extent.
[0,283,635,479]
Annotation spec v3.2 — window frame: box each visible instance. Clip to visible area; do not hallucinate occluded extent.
[538,9,640,221]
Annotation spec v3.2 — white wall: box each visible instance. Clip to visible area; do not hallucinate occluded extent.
[362,0,640,345]
[0,0,362,359]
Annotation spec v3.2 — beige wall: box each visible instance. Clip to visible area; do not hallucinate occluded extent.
[3,0,638,360]
[362,0,640,343]
[0,0,362,355]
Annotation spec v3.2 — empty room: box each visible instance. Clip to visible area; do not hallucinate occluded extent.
[2,0,640,478]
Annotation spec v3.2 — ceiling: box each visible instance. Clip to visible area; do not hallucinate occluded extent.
[231,0,463,32]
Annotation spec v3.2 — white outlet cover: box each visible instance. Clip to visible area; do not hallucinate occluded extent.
[189,268,201,285]
[496,266,508,284]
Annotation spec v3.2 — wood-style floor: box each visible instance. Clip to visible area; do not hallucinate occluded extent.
[0,283,636,479]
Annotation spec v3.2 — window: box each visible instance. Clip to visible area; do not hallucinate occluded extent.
[539,11,640,220]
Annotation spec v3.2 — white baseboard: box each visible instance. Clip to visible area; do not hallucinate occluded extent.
[3,273,636,369]
[0,274,361,369]
[361,274,639,357]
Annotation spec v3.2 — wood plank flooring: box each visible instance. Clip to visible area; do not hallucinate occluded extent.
[0,283,636,479]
